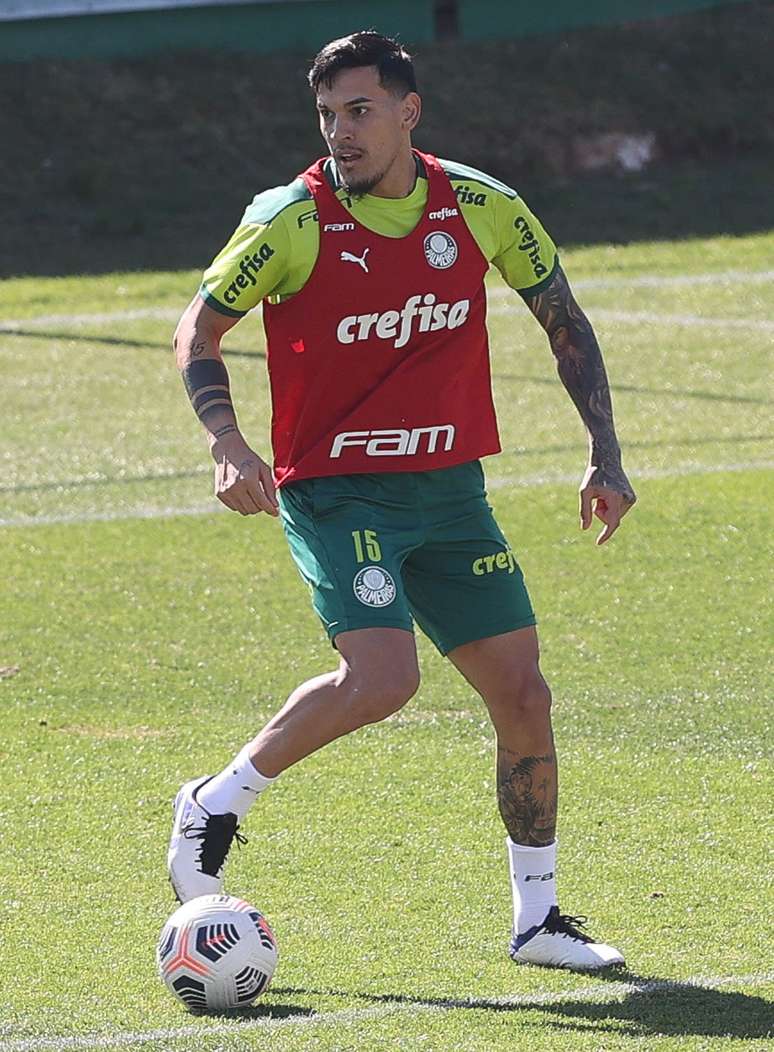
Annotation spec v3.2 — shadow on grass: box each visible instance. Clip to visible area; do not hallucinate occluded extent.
[2,329,766,408]
[498,433,773,460]
[494,372,771,406]
[0,327,265,359]
[193,1001,314,1021]
[271,969,773,1038]
[2,433,770,496]
[0,466,211,494]
[527,969,774,1040]
[7,325,765,410]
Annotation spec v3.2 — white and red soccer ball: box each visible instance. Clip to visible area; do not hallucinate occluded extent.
[157,894,278,1011]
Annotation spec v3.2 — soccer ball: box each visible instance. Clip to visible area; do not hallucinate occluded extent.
[157,894,278,1012]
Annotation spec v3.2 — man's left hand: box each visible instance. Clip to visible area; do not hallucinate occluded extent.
[579,465,637,546]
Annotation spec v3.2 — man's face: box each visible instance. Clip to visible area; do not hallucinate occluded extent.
[315,66,419,196]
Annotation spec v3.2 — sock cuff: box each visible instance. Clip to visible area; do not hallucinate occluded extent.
[235,745,278,789]
[506,836,557,855]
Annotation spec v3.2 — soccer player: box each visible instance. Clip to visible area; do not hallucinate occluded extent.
[168,31,636,970]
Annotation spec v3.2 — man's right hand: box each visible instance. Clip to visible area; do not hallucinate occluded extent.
[210,433,279,517]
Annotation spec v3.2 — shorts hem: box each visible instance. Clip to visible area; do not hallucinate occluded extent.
[435,615,537,657]
[327,617,415,645]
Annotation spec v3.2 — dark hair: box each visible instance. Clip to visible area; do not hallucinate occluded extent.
[308,31,417,96]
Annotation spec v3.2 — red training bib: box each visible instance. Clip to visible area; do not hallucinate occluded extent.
[263,150,501,486]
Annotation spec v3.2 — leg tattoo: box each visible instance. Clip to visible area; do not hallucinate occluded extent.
[497,748,557,846]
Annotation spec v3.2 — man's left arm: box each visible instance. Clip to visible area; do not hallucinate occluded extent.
[522,265,637,545]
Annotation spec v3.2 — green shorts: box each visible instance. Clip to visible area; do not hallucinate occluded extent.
[278,460,536,656]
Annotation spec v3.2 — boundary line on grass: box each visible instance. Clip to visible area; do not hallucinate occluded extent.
[586,309,774,332]
[4,303,772,335]
[0,501,222,528]
[488,268,774,295]
[2,971,771,1051]
[0,307,181,330]
[488,302,774,331]
[1,460,772,529]
[1,269,773,332]
[484,460,774,489]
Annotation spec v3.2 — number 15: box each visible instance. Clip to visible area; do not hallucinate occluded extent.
[352,529,382,563]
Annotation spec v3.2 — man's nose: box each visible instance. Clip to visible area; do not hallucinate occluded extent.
[328,115,353,142]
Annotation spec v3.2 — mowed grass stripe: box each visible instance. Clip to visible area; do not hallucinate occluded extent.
[6,304,773,337]
[1,460,772,528]
[0,307,182,331]
[2,266,774,330]
[2,973,771,1052]
[3,232,769,523]
[488,303,774,331]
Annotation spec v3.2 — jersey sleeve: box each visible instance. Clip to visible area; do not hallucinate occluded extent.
[200,209,289,317]
[491,195,559,297]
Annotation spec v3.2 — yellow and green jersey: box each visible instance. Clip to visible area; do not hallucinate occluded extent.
[200,155,558,317]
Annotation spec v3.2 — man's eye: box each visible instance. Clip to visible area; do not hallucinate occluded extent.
[353,107,368,116]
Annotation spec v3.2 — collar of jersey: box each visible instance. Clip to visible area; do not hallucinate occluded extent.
[323,154,429,214]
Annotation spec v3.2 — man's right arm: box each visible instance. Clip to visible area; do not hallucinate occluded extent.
[173,296,278,516]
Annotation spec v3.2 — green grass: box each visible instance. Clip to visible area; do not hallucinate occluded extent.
[1,232,772,1050]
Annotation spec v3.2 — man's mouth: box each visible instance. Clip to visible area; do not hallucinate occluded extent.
[335,150,363,166]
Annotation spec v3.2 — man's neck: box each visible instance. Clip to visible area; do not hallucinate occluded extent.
[367,149,418,199]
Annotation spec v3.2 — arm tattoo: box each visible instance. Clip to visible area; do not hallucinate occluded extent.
[524,267,629,489]
[497,750,557,846]
[213,423,237,440]
[181,358,235,426]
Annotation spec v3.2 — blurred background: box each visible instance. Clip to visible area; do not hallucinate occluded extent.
[0,0,771,278]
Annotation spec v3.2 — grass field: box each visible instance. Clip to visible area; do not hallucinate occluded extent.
[1,231,772,1050]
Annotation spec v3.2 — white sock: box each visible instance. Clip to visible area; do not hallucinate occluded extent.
[507,837,558,934]
[196,745,277,820]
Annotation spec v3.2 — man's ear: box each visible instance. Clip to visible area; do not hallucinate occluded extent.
[401,92,422,131]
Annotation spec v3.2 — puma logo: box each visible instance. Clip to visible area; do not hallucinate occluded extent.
[340,248,370,273]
